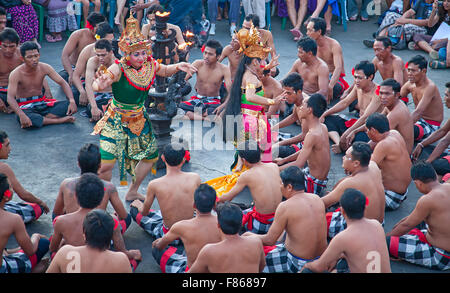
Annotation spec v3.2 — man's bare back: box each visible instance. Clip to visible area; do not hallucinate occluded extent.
[63,29,96,67]
[219,44,242,79]
[279,192,327,258]
[372,130,412,194]
[145,172,200,229]
[305,123,331,180]
[385,101,414,153]
[190,235,265,273]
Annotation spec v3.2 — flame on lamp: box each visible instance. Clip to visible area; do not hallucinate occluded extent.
[178,42,193,50]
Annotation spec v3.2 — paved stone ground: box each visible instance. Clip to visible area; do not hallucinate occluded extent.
[1,13,449,274]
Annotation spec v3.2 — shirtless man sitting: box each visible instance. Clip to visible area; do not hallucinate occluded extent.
[271,73,305,158]
[219,36,243,80]
[321,142,385,240]
[7,42,77,129]
[386,161,450,270]
[50,173,142,271]
[343,36,408,103]
[218,140,283,234]
[130,143,201,242]
[245,166,327,273]
[379,78,414,154]
[152,184,221,273]
[306,17,349,104]
[276,94,330,196]
[412,82,450,179]
[60,12,106,86]
[72,22,114,108]
[53,143,131,234]
[401,55,443,142]
[287,37,329,99]
[302,188,391,273]
[188,202,266,273]
[366,113,412,211]
[0,173,49,273]
[47,209,133,273]
[0,130,49,223]
[180,39,232,121]
[320,60,382,154]
[83,39,116,122]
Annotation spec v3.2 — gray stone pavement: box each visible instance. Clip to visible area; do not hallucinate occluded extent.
[1,14,449,274]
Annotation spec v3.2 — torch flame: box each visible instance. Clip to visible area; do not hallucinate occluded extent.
[185,31,195,38]
[178,42,193,50]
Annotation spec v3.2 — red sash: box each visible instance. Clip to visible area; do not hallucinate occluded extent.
[344,118,358,128]
[242,207,275,231]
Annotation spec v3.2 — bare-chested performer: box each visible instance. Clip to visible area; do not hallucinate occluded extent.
[130,143,201,242]
[53,143,131,233]
[247,14,277,59]
[386,161,450,270]
[412,82,450,179]
[366,113,412,211]
[287,36,329,99]
[180,39,232,120]
[322,142,385,240]
[83,39,116,122]
[321,60,382,154]
[0,174,50,273]
[50,173,142,272]
[271,73,306,158]
[0,130,49,223]
[0,28,53,114]
[7,42,77,129]
[276,94,330,196]
[307,17,349,104]
[245,166,327,273]
[60,12,106,85]
[379,78,414,154]
[302,188,391,273]
[401,55,444,142]
[72,22,114,107]
[219,36,243,80]
[47,209,133,273]
[152,184,221,273]
[259,67,283,116]
[218,140,282,234]
[188,202,266,273]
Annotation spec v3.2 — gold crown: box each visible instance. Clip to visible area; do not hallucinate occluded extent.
[235,25,271,60]
[118,12,151,55]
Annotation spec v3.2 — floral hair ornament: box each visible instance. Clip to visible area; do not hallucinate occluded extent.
[201,44,205,53]
[405,62,409,69]
[3,189,12,200]
[352,67,355,76]
[85,20,94,30]
[375,85,380,96]
[95,34,101,40]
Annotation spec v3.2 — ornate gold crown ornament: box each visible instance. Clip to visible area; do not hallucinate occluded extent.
[118,12,151,55]
[235,25,271,60]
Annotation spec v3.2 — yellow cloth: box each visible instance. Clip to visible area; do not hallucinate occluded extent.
[204,165,249,198]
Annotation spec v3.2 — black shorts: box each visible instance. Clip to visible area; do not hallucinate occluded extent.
[324,115,369,143]
[18,101,70,128]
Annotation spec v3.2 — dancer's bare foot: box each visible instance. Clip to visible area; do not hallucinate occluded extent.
[125,191,146,202]
[331,144,342,154]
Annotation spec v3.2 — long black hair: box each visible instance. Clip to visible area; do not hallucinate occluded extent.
[222,55,259,142]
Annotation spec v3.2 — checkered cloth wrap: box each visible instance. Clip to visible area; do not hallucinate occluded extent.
[130,206,182,246]
[377,12,428,42]
[304,167,328,196]
[385,189,408,211]
[4,202,43,224]
[415,118,440,142]
[327,208,384,239]
[241,207,275,234]
[263,243,318,273]
[388,228,450,270]
[152,244,188,273]
[0,252,33,273]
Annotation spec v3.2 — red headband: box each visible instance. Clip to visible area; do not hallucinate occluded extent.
[375,85,380,96]
[4,189,11,200]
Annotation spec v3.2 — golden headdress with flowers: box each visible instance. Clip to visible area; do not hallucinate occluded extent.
[235,25,271,60]
[118,12,151,55]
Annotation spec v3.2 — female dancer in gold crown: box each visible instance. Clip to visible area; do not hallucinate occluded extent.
[206,26,283,197]
[92,13,196,201]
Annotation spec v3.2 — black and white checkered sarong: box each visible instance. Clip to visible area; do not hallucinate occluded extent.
[4,201,43,224]
[385,189,408,211]
[152,244,187,273]
[263,243,318,273]
[0,252,32,273]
